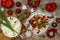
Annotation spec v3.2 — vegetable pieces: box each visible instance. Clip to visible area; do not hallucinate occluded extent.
[39,35,46,40]
[29,14,48,30]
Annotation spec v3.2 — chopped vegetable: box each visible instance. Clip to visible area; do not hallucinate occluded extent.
[19,14,24,19]
[29,14,48,30]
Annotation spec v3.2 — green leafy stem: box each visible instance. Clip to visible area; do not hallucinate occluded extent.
[0,10,23,38]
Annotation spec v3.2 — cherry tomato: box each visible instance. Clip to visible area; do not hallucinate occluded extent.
[27,0,40,8]
[32,24,36,29]
[16,8,21,14]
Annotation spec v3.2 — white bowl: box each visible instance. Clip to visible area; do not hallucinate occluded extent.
[24,10,56,35]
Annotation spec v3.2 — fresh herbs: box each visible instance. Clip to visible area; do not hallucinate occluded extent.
[0,10,19,35]
[19,14,24,19]
[39,35,46,38]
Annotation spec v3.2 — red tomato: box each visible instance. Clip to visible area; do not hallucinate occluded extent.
[1,0,14,8]
[32,24,36,30]
[29,20,35,24]
[46,2,57,12]
[44,25,46,28]
[27,0,41,8]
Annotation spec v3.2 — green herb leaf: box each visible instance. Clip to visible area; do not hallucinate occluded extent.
[32,0,36,5]
[39,35,46,38]
[19,14,24,19]
[0,10,19,35]
[52,16,54,18]
[0,21,15,33]
[46,21,48,23]
[42,23,45,27]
